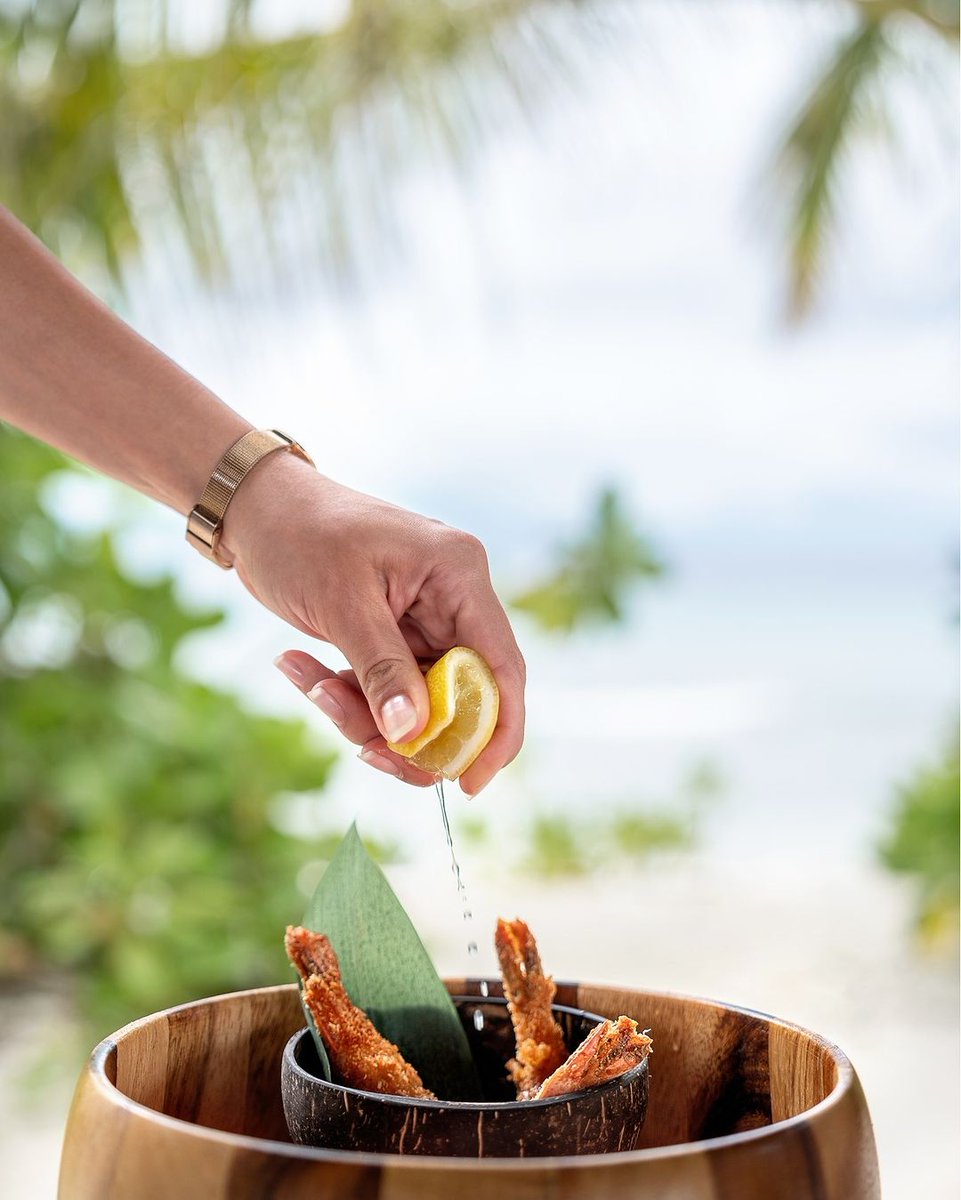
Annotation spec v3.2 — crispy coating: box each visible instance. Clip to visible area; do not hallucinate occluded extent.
[285,925,434,1100]
[285,923,340,979]
[495,916,568,1099]
[534,1015,652,1100]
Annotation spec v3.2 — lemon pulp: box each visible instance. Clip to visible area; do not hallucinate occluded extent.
[387,646,499,780]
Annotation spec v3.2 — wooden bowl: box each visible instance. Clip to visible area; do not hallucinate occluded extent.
[282,996,650,1156]
[59,979,881,1200]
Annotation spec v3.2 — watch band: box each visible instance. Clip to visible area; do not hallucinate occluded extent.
[186,428,314,569]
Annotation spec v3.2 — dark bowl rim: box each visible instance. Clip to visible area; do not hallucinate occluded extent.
[283,995,650,1112]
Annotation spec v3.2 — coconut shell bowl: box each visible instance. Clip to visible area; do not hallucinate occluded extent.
[282,995,649,1156]
[59,978,881,1200]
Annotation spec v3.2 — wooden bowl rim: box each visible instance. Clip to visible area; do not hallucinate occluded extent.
[84,981,857,1172]
[284,995,649,1111]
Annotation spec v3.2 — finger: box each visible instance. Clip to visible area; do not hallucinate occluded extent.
[454,601,526,795]
[358,736,438,788]
[273,650,376,742]
[275,650,437,786]
[458,674,525,796]
[330,596,431,745]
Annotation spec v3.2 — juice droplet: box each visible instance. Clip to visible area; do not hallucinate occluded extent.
[479,980,489,998]
[473,1009,485,1032]
[467,941,478,955]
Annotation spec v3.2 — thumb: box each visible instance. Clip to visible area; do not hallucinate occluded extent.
[334,597,430,744]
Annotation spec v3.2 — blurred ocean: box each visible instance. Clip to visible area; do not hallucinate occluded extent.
[160,554,955,874]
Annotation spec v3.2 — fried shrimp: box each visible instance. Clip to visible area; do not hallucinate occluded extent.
[285,925,434,1099]
[534,1015,652,1100]
[495,916,568,1099]
[285,922,340,979]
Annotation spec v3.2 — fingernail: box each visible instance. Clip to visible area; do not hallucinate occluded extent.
[307,682,345,726]
[359,749,403,778]
[274,654,304,685]
[463,780,489,799]
[380,694,417,742]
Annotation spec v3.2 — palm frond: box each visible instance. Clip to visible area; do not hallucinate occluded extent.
[0,0,603,291]
[776,16,891,318]
[854,0,959,43]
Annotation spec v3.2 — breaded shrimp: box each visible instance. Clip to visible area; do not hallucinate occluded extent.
[285,923,340,979]
[534,1015,652,1100]
[285,925,434,1099]
[495,916,568,1099]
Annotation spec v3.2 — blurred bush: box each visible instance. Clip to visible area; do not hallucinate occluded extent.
[459,760,724,877]
[0,427,342,1037]
[880,732,960,952]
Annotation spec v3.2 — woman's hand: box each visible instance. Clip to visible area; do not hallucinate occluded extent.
[221,452,525,795]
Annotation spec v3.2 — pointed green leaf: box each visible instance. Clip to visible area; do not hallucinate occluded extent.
[303,824,480,1099]
[292,967,332,1082]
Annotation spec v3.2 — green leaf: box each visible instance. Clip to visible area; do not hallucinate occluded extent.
[294,972,332,1082]
[303,823,480,1100]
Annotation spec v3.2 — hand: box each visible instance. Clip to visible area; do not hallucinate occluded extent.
[222,453,526,795]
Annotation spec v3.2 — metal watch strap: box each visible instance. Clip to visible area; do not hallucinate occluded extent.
[186,428,313,569]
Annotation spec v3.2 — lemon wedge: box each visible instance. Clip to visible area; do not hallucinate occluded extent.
[387,647,499,780]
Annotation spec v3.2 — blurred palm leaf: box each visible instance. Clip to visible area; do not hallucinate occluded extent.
[0,0,596,292]
[0,0,955,311]
[776,0,958,316]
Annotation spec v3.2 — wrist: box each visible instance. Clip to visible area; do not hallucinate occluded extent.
[185,427,315,568]
[170,390,253,517]
[218,444,322,568]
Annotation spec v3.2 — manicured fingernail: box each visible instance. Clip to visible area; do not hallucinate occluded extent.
[307,682,345,726]
[274,654,304,685]
[359,749,403,778]
[380,694,417,742]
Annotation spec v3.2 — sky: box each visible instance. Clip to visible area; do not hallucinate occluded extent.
[125,1,957,578]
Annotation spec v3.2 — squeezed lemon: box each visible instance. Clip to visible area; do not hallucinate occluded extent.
[387,646,499,780]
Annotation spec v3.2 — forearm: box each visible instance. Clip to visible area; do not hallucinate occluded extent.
[0,205,250,514]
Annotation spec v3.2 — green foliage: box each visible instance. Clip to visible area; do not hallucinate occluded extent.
[1,1,956,313]
[511,488,665,634]
[0,0,588,291]
[523,807,692,878]
[777,18,890,318]
[303,824,480,1099]
[879,732,960,949]
[3,1,954,316]
[525,813,592,877]
[0,426,342,1038]
[484,760,724,878]
[776,0,957,317]
[609,811,690,858]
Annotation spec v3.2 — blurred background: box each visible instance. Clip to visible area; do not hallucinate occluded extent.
[0,0,957,1196]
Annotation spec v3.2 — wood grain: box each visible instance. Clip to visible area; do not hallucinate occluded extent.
[58,981,881,1200]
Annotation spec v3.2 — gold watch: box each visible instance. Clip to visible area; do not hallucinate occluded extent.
[186,428,314,568]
